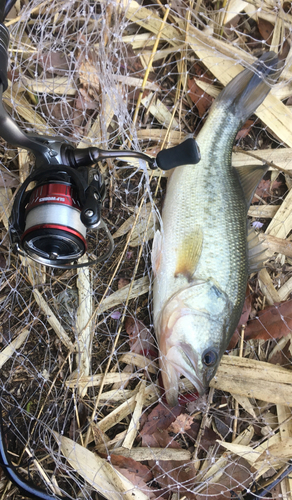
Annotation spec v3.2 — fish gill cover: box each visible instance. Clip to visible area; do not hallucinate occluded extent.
[0,1,292,499]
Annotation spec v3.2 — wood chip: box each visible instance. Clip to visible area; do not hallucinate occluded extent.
[96,276,150,316]
[65,372,137,389]
[112,202,157,246]
[265,189,292,239]
[248,205,279,219]
[259,233,292,257]
[258,268,281,305]
[137,128,184,145]
[233,148,292,171]
[210,355,292,406]
[223,0,249,25]
[122,381,145,449]
[32,289,74,352]
[0,187,12,230]
[0,329,29,368]
[141,92,179,129]
[97,383,159,433]
[231,394,257,419]
[278,276,292,302]
[119,352,158,374]
[112,447,191,461]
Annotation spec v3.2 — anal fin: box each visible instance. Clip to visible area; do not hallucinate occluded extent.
[248,222,269,273]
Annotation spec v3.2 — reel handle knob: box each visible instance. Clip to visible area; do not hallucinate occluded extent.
[155,138,201,171]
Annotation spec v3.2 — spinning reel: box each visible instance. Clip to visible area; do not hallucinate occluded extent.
[0,4,201,270]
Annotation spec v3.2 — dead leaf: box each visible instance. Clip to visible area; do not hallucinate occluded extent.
[75,88,99,110]
[257,17,274,45]
[168,413,194,434]
[199,457,251,499]
[0,171,19,188]
[228,288,252,349]
[37,52,70,75]
[188,78,213,117]
[104,454,152,483]
[252,178,282,202]
[151,460,197,497]
[124,316,157,359]
[140,403,183,437]
[141,428,181,449]
[244,299,292,341]
[269,338,292,366]
[118,278,130,289]
[199,426,221,453]
[54,432,148,500]
[236,119,254,141]
[113,468,156,499]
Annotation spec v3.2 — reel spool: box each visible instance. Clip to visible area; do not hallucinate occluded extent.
[21,181,87,267]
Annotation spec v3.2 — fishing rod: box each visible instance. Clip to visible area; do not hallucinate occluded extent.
[0,0,200,499]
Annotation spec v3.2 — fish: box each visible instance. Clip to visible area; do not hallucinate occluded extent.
[152,52,281,406]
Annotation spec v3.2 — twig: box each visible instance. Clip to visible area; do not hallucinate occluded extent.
[233,147,292,177]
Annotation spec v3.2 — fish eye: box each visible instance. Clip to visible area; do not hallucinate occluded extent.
[202,349,217,367]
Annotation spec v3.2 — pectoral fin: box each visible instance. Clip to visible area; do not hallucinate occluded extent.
[174,226,203,281]
[152,229,163,276]
[236,164,269,208]
[247,222,269,272]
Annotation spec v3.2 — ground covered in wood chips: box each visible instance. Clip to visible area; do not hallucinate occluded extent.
[1,1,292,499]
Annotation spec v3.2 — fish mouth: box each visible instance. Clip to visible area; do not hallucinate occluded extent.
[160,344,206,406]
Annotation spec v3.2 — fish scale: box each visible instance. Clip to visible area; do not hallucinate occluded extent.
[152,52,281,406]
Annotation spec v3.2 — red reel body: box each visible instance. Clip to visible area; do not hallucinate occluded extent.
[21,182,87,266]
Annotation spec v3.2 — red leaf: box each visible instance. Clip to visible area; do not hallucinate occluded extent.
[269,338,292,366]
[257,17,274,44]
[114,467,157,499]
[244,299,292,341]
[252,178,282,203]
[188,79,213,117]
[118,278,130,289]
[107,454,152,482]
[124,316,157,358]
[0,172,19,188]
[236,119,253,140]
[37,51,70,75]
[199,457,251,499]
[140,403,183,436]
[168,413,194,434]
[142,428,181,449]
[228,288,252,350]
[151,460,197,497]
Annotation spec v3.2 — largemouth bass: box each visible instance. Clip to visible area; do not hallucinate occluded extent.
[152,52,281,406]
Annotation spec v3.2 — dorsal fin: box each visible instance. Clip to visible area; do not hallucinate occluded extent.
[236,164,269,208]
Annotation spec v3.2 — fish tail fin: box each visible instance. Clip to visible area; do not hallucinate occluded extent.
[215,51,282,124]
